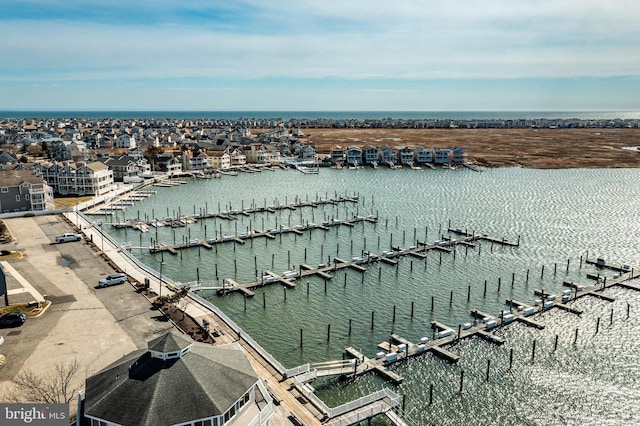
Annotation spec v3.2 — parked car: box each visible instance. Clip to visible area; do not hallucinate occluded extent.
[55,233,82,243]
[0,312,26,328]
[98,273,127,288]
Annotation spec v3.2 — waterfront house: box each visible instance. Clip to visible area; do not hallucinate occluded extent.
[0,170,54,212]
[188,151,211,171]
[380,146,398,166]
[209,151,231,170]
[415,147,434,164]
[102,155,150,182]
[362,145,379,165]
[83,331,274,426]
[330,147,345,164]
[37,161,113,196]
[434,148,452,164]
[346,146,363,166]
[300,145,316,162]
[230,148,246,166]
[451,146,465,163]
[398,146,416,166]
[156,154,183,175]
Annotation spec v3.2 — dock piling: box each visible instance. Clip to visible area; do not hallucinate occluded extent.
[485,359,491,382]
[531,339,537,362]
[610,308,614,325]
[300,328,303,348]
[327,324,331,342]
[483,280,487,297]
[371,311,375,329]
[429,383,434,405]
[467,285,471,302]
[509,348,514,370]
[574,328,579,344]
[348,319,352,336]
[554,334,558,351]
[263,292,266,309]
[459,370,464,393]
[595,317,600,334]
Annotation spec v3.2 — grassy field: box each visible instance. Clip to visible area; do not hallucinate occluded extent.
[54,196,93,210]
[273,127,640,169]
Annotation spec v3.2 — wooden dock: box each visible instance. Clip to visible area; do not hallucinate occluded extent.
[147,215,376,254]
[447,227,520,247]
[110,195,363,231]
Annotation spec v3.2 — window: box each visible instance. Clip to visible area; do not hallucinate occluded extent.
[15,195,20,202]
[0,187,7,193]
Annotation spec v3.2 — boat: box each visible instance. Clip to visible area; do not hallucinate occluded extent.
[295,164,319,174]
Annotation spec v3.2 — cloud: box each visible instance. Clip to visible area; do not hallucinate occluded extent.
[1,1,640,109]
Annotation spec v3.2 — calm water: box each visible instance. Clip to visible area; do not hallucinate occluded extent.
[99,167,640,425]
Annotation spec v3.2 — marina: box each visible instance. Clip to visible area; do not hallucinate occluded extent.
[98,167,640,425]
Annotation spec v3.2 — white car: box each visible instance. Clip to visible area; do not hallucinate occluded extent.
[55,233,82,243]
[98,273,127,288]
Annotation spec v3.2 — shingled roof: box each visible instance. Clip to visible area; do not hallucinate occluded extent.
[84,331,258,426]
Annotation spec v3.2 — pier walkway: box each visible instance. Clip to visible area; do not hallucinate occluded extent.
[146,215,377,254]
[95,195,362,230]
[283,257,640,387]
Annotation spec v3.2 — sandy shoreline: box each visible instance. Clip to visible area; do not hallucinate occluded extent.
[292,128,640,169]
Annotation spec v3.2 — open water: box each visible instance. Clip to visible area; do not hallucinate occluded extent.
[99,166,640,425]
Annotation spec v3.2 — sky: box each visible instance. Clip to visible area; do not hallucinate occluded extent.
[1,0,639,111]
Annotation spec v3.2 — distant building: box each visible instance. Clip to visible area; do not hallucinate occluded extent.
[37,161,114,196]
[82,331,274,426]
[0,170,54,212]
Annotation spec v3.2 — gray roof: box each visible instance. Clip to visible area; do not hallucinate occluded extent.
[84,332,258,426]
[148,331,192,353]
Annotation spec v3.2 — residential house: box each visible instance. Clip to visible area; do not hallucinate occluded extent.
[362,145,379,165]
[330,147,345,164]
[0,151,17,165]
[346,146,362,166]
[0,170,54,212]
[38,161,114,196]
[451,146,465,163]
[156,153,183,175]
[209,151,231,170]
[102,155,148,182]
[188,151,211,171]
[399,146,416,166]
[434,148,452,164]
[300,145,316,162]
[415,147,434,164]
[230,148,246,166]
[82,331,273,426]
[380,146,398,166]
[116,134,137,149]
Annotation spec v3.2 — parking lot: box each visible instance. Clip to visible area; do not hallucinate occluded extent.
[0,214,173,403]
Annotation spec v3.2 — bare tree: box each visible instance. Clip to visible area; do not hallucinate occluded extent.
[7,359,80,405]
